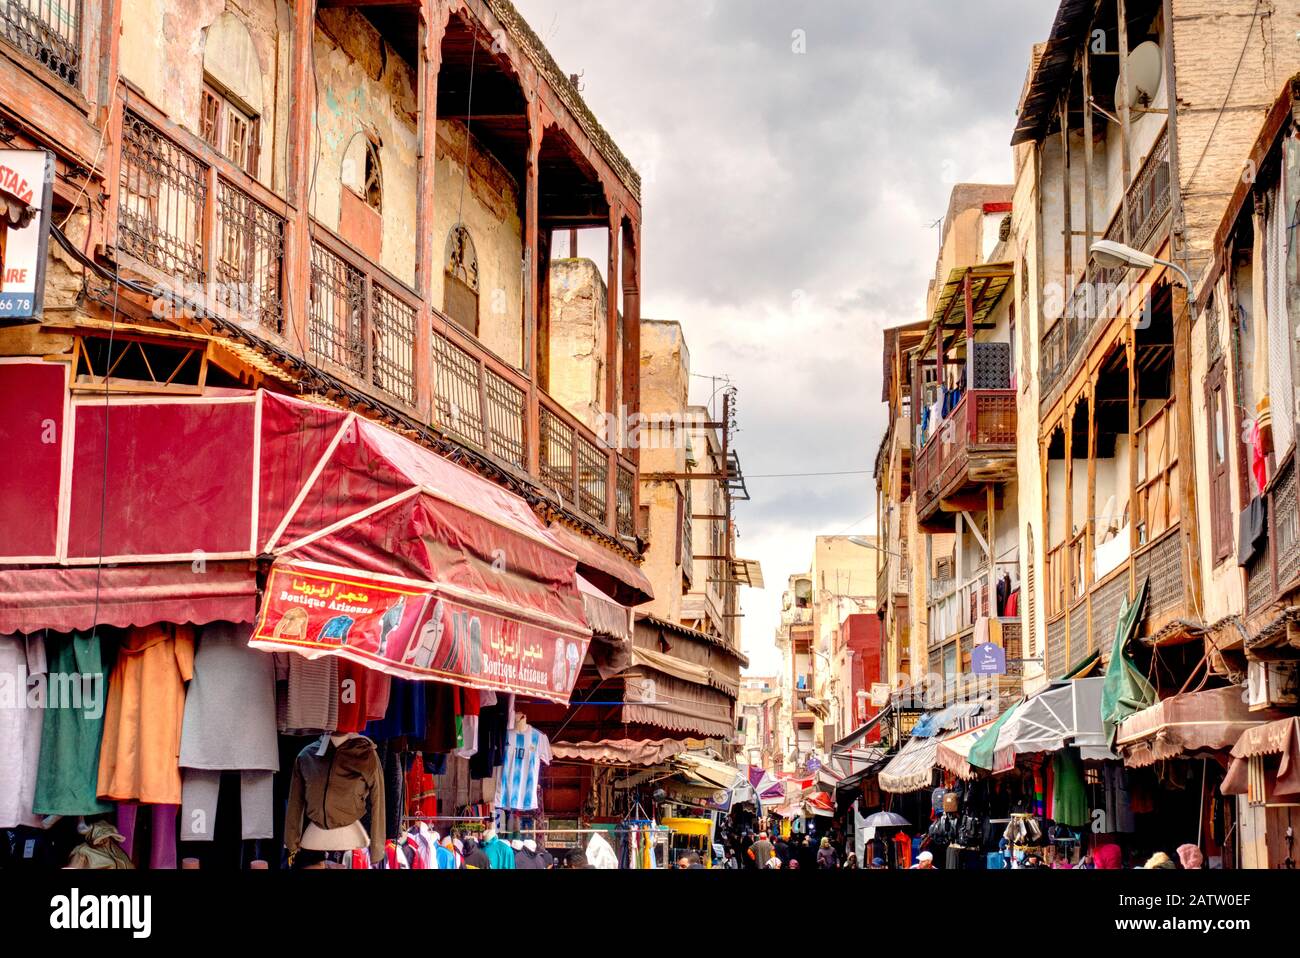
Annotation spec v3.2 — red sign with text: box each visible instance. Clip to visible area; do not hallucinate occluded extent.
[250,563,590,704]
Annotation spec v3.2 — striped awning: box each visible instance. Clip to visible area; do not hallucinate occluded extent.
[879,734,943,794]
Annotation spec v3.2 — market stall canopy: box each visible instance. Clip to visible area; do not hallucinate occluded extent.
[935,719,1014,780]
[577,574,633,641]
[550,739,687,766]
[995,677,1114,762]
[1221,716,1300,798]
[2,385,598,703]
[1115,685,1288,767]
[672,752,743,790]
[545,522,652,606]
[879,733,944,793]
[805,791,834,816]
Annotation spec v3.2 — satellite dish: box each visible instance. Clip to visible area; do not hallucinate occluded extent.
[1116,41,1163,109]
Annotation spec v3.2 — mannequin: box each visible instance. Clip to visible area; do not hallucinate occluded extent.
[286,731,385,865]
[300,733,368,852]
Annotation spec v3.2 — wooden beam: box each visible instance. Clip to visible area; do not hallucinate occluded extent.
[285,0,317,359]
[1081,44,1095,257]
[1115,0,1135,244]
[413,0,449,421]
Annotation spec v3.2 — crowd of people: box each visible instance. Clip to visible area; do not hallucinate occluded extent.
[718,829,855,870]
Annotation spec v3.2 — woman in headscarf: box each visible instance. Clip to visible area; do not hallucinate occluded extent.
[1176,844,1204,869]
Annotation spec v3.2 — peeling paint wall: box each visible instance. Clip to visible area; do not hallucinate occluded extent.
[546,257,607,429]
[432,119,524,369]
[639,319,691,624]
[119,0,291,192]
[311,8,418,287]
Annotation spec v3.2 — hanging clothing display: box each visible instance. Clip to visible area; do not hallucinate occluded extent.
[277,653,339,735]
[32,631,113,817]
[481,832,515,869]
[405,752,437,820]
[97,623,195,805]
[1049,750,1089,827]
[179,623,278,841]
[117,802,178,870]
[454,688,482,759]
[285,734,385,863]
[0,633,45,827]
[366,678,427,741]
[495,722,552,811]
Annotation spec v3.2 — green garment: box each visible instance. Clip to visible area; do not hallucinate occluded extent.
[968,699,1022,771]
[1050,749,1089,827]
[1101,578,1155,749]
[32,633,113,817]
[482,836,516,869]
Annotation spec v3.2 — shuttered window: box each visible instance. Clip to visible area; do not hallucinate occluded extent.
[1206,359,1233,565]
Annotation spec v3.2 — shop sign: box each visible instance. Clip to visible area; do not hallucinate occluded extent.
[251,562,590,704]
[0,150,54,321]
[971,642,1006,675]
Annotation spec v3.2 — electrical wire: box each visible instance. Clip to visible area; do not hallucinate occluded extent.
[1183,0,1262,193]
[744,469,873,479]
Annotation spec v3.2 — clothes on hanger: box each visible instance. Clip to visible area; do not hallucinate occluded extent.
[0,633,45,828]
[495,720,552,811]
[33,632,114,817]
[284,734,385,863]
[98,624,195,805]
[179,623,278,841]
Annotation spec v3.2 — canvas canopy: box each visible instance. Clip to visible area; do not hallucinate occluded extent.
[1101,578,1156,747]
[996,677,1114,762]
[3,383,599,703]
[1115,685,1287,767]
[1221,716,1300,797]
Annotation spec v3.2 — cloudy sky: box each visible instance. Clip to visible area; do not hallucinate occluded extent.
[515,0,1056,674]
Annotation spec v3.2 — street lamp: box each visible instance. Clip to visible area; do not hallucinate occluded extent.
[847,535,903,560]
[1090,239,1191,290]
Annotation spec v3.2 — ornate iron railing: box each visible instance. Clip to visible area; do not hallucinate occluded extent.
[1,0,81,87]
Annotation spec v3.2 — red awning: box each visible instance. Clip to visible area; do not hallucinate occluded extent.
[548,522,653,606]
[2,380,598,703]
[0,561,257,634]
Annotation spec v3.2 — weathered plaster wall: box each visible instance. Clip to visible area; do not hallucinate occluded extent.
[546,257,606,426]
[1174,0,1300,283]
[1011,138,1048,691]
[119,0,290,192]
[639,319,690,623]
[432,119,525,368]
[310,8,418,287]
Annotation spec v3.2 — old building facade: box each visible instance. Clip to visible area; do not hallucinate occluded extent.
[871,0,1300,868]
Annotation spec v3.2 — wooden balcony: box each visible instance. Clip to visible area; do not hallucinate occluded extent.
[913,389,1017,529]
[108,96,638,542]
[1245,453,1300,616]
[926,560,1017,647]
[1040,125,1170,405]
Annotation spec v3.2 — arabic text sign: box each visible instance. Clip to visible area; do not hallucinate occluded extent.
[0,150,54,319]
[251,565,589,703]
[971,642,1007,676]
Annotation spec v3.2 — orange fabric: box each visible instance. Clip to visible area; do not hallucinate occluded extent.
[97,624,195,804]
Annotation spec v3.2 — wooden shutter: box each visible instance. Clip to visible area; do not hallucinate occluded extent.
[1206,360,1232,564]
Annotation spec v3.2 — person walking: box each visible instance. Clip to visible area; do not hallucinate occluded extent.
[817,836,837,869]
[748,831,775,867]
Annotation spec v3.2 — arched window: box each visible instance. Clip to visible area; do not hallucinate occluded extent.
[443,224,479,335]
[200,14,263,177]
[342,133,382,213]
